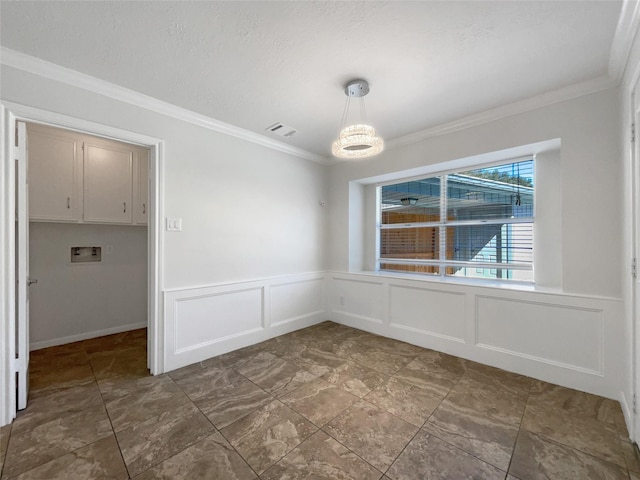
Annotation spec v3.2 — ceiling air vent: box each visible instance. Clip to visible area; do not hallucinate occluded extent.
[266,123,297,138]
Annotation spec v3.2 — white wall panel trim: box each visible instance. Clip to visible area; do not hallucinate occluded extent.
[331,310,384,325]
[389,283,466,342]
[389,323,466,344]
[270,276,325,327]
[163,272,326,371]
[171,286,265,354]
[271,312,325,327]
[474,295,604,376]
[325,271,624,403]
[388,283,466,296]
[164,271,326,294]
[330,275,385,286]
[329,276,386,325]
[174,326,265,354]
[475,344,603,376]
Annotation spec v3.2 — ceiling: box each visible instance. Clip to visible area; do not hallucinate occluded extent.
[0,1,630,161]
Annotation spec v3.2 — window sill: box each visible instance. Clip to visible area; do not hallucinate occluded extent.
[342,270,621,301]
[356,269,535,290]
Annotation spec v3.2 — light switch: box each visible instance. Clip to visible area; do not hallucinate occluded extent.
[166,217,182,231]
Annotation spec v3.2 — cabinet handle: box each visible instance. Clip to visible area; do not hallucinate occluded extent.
[142,203,146,214]
[66,197,70,209]
[123,202,127,213]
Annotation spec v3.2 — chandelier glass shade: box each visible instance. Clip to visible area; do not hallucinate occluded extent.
[332,124,384,159]
[332,80,384,159]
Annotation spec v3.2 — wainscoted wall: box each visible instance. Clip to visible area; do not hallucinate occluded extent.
[163,268,625,409]
[327,272,625,405]
[163,272,326,371]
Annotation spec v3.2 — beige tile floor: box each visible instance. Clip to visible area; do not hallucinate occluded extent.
[0,321,638,479]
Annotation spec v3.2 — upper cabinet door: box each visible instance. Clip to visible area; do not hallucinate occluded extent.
[83,143,133,224]
[28,126,81,222]
[134,149,149,225]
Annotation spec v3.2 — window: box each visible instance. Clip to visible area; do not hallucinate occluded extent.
[378,158,534,281]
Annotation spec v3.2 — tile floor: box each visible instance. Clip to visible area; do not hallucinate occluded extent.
[0,321,639,479]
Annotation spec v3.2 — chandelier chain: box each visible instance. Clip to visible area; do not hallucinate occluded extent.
[340,96,351,131]
[359,96,368,125]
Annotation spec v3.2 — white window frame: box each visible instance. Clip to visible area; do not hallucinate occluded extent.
[376,156,535,281]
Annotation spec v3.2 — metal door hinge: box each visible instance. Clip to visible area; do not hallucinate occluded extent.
[633,258,637,279]
[633,122,636,144]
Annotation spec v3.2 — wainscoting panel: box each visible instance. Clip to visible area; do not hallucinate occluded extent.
[329,276,385,324]
[164,272,327,371]
[326,272,625,403]
[475,296,603,375]
[164,271,625,412]
[173,287,264,353]
[389,284,466,342]
[270,277,324,326]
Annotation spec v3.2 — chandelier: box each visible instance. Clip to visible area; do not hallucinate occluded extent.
[332,79,384,159]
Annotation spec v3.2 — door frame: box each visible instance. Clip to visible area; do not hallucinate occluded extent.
[0,101,164,426]
[631,63,640,442]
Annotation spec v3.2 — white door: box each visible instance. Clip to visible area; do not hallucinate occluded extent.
[16,121,30,410]
[633,75,640,441]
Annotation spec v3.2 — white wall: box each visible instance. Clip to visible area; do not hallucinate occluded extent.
[326,88,628,413]
[29,222,147,349]
[0,63,328,384]
[161,123,327,289]
[329,88,622,298]
[1,51,635,435]
[0,65,328,288]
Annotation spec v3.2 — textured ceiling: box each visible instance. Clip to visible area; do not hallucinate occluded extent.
[0,1,624,159]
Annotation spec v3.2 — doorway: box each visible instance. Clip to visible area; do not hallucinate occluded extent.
[1,102,163,426]
[27,123,150,392]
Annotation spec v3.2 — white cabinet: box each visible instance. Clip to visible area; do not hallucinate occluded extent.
[28,126,81,222]
[27,124,149,226]
[83,142,133,224]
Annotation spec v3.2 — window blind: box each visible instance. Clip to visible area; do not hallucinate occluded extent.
[378,158,534,281]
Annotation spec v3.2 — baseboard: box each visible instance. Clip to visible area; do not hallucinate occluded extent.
[29,321,147,351]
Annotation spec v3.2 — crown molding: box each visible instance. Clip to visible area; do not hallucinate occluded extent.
[386,1,638,153]
[0,47,329,165]
[609,0,640,83]
[386,74,616,151]
[2,17,633,165]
